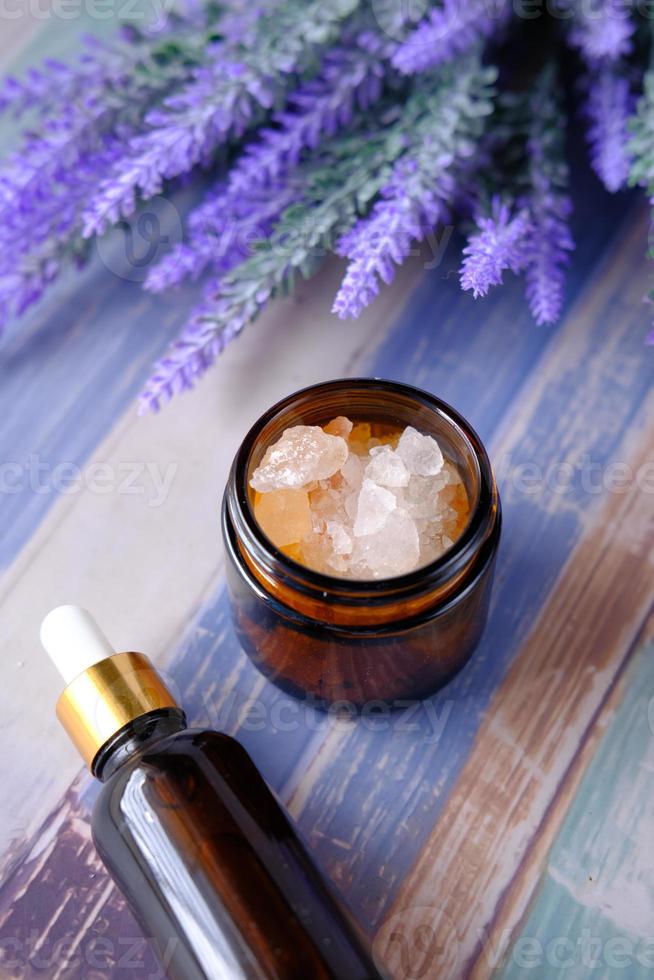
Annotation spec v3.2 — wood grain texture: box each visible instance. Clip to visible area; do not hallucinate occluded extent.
[497,627,654,980]
[281,204,654,939]
[0,242,426,869]
[2,189,651,978]
[467,605,654,980]
[377,398,654,978]
[1,21,653,980]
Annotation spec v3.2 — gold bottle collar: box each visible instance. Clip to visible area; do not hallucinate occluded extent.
[56,651,179,770]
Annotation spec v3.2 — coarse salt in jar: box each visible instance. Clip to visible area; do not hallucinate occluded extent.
[223,379,501,706]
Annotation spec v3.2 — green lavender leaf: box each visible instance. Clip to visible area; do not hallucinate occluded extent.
[195,56,496,340]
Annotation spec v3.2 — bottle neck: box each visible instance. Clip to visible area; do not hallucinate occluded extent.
[93,707,187,781]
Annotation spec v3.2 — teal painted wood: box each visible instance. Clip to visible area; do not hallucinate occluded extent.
[497,634,654,980]
[1,183,651,980]
[1,20,653,980]
[287,200,654,929]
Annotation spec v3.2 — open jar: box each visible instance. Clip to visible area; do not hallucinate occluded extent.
[222,379,501,706]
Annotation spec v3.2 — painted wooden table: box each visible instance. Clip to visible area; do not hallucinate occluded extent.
[1,19,653,980]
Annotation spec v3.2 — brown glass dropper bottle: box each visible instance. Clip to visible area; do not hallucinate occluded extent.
[42,606,384,980]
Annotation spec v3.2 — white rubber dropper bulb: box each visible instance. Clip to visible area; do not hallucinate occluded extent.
[41,605,116,685]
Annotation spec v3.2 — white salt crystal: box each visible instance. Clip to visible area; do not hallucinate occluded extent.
[353,479,396,537]
[418,534,447,566]
[341,453,365,489]
[396,425,444,476]
[252,421,467,581]
[353,508,420,578]
[327,521,352,556]
[251,425,348,492]
[310,486,348,531]
[402,474,447,519]
[345,491,359,521]
[300,531,333,574]
[365,446,409,487]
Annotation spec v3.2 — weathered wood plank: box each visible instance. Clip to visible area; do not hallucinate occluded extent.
[282,205,654,935]
[376,402,653,977]
[0,249,425,869]
[495,626,654,980]
[470,610,654,979]
[0,19,651,976]
[1,194,649,980]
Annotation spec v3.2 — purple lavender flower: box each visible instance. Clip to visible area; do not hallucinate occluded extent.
[0,35,134,119]
[523,196,574,324]
[139,274,265,412]
[0,97,126,327]
[0,18,212,328]
[145,35,388,293]
[0,25,198,119]
[82,0,364,237]
[582,68,632,192]
[460,198,531,298]
[333,59,495,319]
[0,138,116,326]
[145,178,297,291]
[139,84,426,410]
[332,157,449,318]
[226,35,388,195]
[391,0,507,75]
[80,54,271,237]
[0,60,77,117]
[138,284,243,415]
[569,0,634,63]
[514,65,575,326]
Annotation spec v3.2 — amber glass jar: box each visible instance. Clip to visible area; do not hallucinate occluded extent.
[223,379,500,706]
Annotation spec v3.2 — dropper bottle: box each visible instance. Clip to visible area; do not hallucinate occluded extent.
[42,606,383,980]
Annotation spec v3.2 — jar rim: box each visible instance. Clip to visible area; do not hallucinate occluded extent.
[226,378,498,607]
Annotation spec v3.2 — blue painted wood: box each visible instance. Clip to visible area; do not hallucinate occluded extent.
[39,179,648,942]
[371,177,640,447]
[0,196,201,568]
[65,185,652,938]
[1,26,652,976]
[498,635,654,980]
[289,199,654,927]
[0,198,649,979]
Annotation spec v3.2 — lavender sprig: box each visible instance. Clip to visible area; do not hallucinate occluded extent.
[391,0,508,75]
[569,0,634,63]
[582,68,632,191]
[332,157,448,317]
[0,22,210,120]
[82,0,362,237]
[225,32,390,195]
[333,59,497,318]
[460,197,531,298]
[144,178,298,291]
[3,1,654,410]
[0,18,214,328]
[522,67,574,325]
[145,33,390,292]
[139,93,438,410]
